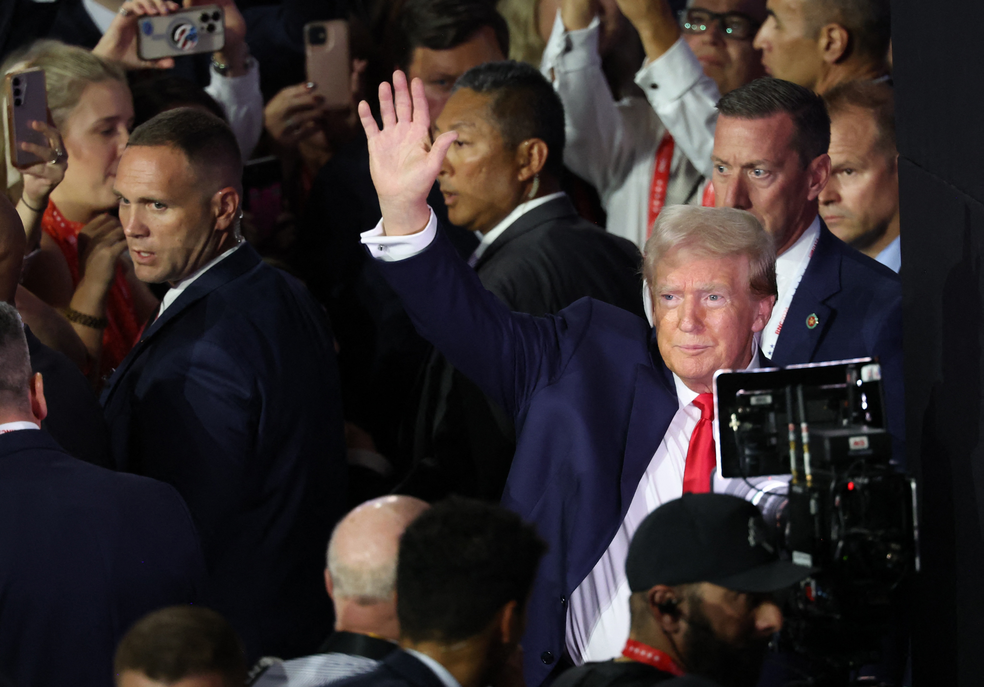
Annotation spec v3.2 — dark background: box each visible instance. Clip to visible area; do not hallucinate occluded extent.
[893,0,984,683]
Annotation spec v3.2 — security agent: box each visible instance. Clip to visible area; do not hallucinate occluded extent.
[552,494,812,687]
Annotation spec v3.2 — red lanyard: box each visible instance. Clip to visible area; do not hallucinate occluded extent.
[621,639,685,676]
[647,134,675,237]
[648,135,718,236]
[701,180,715,207]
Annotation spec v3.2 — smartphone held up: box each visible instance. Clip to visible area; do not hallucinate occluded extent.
[5,68,48,170]
[305,20,352,110]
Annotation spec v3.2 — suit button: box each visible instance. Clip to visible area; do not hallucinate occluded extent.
[541,651,554,665]
[560,596,567,606]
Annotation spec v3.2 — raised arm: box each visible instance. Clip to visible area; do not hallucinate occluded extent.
[358,71,457,237]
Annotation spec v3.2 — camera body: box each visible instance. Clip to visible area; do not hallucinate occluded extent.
[715,359,918,678]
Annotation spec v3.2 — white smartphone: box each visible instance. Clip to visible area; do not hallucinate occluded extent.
[137,5,226,61]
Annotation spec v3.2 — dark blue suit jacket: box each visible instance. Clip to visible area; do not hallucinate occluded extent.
[770,222,904,461]
[374,231,679,687]
[333,650,449,687]
[101,244,347,661]
[0,429,207,687]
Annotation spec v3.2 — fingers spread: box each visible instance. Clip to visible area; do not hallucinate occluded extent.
[358,101,379,139]
[393,70,412,124]
[378,81,396,129]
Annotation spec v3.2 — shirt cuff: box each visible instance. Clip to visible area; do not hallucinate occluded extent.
[541,11,602,75]
[360,208,438,261]
[205,58,263,158]
[635,36,705,102]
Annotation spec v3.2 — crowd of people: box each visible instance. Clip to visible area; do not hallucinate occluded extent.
[0,0,903,686]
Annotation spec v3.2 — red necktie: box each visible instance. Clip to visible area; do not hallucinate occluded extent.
[683,393,715,493]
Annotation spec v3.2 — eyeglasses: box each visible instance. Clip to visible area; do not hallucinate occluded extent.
[678,8,761,41]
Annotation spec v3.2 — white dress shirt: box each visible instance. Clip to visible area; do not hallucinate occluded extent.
[158,242,244,317]
[468,192,567,266]
[0,421,40,434]
[565,348,760,664]
[540,12,720,249]
[761,216,821,358]
[82,0,263,158]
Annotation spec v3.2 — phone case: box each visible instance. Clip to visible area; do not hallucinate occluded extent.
[136,5,226,61]
[305,20,351,110]
[5,68,48,170]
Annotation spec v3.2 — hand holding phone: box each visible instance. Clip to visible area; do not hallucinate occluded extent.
[5,69,62,171]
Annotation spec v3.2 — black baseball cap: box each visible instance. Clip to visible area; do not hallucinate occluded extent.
[626,493,813,594]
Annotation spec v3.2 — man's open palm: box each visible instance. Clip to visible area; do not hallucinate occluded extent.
[358,71,457,235]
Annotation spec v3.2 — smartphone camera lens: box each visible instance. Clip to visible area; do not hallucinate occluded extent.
[212,11,221,21]
[11,77,20,87]
[200,12,210,22]
[206,23,215,32]
[13,98,22,107]
[308,25,328,46]
[13,88,21,97]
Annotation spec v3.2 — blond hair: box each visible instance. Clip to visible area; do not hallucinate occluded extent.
[643,205,777,299]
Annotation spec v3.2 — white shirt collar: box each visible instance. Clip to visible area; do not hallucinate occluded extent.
[0,421,40,435]
[775,216,821,293]
[158,243,244,316]
[404,650,462,687]
[469,192,566,264]
[875,235,901,273]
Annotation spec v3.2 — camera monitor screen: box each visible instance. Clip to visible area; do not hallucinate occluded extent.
[713,358,886,479]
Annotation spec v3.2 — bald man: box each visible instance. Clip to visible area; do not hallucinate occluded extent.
[0,194,109,466]
[252,496,430,687]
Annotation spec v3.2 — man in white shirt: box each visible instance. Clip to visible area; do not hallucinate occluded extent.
[355,71,778,685]
[540,0,767,248]
[819,80,900,272]
[711,77,903,461]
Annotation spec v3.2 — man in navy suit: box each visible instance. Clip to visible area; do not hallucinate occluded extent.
[0,301,208,687]
[356,71,780,686]
[102,108,347,661]
[334,498,546,687]
[711,77,903,460]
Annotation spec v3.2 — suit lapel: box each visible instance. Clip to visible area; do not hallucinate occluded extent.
[620,331,679,509]
[101,244,261,404]
[473,196,578,270]
[771,222,841,365]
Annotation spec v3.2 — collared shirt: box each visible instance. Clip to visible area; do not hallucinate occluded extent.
[566,348,760,664]
[158,243,243,317]
[468,192,566,266]
[404,650,462,687]
[761,216,821,358]
[0,421,40,435]
[876,235,901,273]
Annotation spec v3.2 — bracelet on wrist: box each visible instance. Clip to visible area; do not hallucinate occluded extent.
[19,196,46,213]
[63,307,109,329]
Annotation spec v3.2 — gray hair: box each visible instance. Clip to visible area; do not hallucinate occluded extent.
[0,301,30,401]
[326,526,397,604]
[643,205,777,300]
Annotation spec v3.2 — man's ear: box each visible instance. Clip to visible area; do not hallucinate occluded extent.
[806,153,831,202]
[212,187,241,232]
[29,372,47,424]
[752,294,776,333]
[324,569,334,600]
[649,586,684,633]
[516,139,549,182]
[818,23,850,64]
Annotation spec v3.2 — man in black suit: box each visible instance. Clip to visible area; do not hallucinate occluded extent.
[401,61,644,501]
[0,300,208,687]
[334,498,546,687]
[101,108,347,660]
